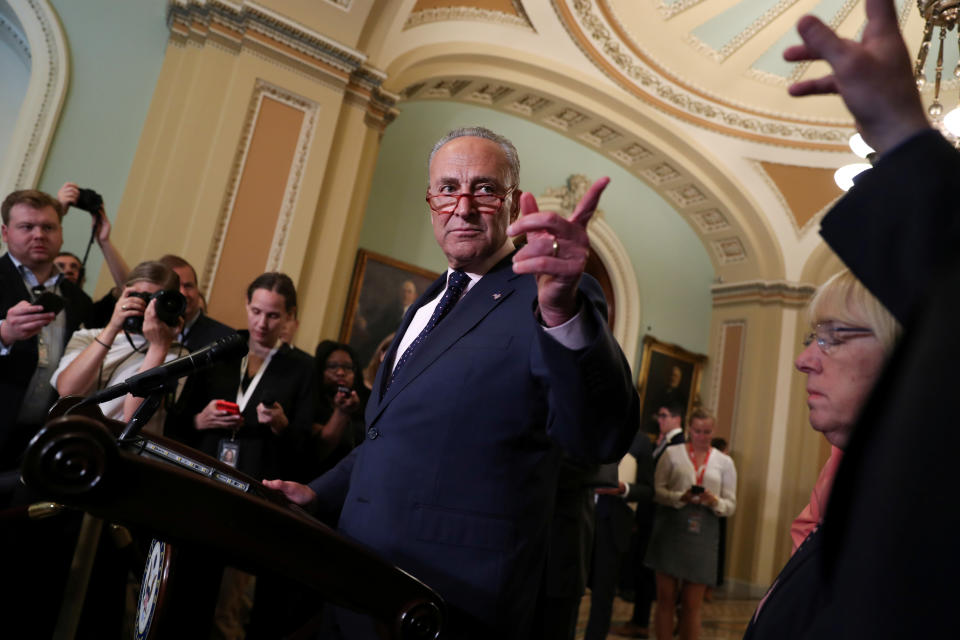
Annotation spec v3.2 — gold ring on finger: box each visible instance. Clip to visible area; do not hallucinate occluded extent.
[121,304,128,310]
[551,237,559,258]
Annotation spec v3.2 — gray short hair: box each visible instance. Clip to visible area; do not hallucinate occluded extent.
[808,268,901,354]
[428,127,520,187]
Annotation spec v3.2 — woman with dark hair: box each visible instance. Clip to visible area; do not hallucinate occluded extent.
[312,340,369,474]
[52,261,184,434]
[191,271,315,482]
[363,332,394,391]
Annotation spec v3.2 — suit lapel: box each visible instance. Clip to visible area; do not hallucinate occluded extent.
[368,257,521,426]
[0,254,31,306]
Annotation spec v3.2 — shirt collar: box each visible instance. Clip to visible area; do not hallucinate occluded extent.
[8,252,61,289]
[447,238,515,290]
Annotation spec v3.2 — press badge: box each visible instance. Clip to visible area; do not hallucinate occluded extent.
[687,512,703,535]
[36,336,49,367]
[218,439,240,468]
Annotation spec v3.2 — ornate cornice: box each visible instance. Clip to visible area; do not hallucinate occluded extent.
[552,0,853,149]
[711,279,815,307]
[404,7,534,31]
[166,0,396,127]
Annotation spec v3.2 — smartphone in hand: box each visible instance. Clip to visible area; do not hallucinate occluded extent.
[215,400,240,415]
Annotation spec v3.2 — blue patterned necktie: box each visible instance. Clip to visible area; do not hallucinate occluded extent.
[386,269,470,391]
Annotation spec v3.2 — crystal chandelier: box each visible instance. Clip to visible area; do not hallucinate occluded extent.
[914,0,960,137]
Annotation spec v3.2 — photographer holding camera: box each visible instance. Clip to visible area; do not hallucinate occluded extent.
[0,189,95,471]
[51,261,185,434]
[57,182,131,328]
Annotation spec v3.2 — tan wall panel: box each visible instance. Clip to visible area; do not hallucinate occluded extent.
[209,97,305,328]
[115,33,354,344]
[713,304,780,589]
[714,322,743,443]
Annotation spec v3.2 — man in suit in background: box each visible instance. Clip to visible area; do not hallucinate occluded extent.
[586,430,655,639]
[0,190,92,472]
[611,401,685,637]
[267,126,638,638]
[158,254,236,442]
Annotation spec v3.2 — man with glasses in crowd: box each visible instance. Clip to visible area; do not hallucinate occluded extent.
[267,126,638,639]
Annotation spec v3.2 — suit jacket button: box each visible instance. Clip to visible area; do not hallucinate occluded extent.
[367,427,380,440]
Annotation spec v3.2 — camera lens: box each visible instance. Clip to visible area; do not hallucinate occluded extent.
[151,290,186,327]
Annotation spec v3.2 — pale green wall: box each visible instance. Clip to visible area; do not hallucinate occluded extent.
[38,0,168,294]
[358,101,716,364]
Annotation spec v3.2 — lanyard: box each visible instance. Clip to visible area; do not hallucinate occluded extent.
[236,348,276,412]
[686,443,712,486]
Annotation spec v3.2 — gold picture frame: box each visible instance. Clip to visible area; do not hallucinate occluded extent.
[637,335,707,435]
[339,249,440,368]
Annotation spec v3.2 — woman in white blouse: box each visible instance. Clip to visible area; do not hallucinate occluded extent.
[645,409,737,640]
[52,261,183,434]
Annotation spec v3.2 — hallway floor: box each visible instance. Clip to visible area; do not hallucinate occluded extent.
[574,594,759,639]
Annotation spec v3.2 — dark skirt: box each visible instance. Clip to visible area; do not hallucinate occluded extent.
[644,503,719,585]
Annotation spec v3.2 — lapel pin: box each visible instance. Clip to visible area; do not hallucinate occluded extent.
[492,293,502,300]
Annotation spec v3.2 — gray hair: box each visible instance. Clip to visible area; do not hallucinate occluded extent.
[428,127,520,187]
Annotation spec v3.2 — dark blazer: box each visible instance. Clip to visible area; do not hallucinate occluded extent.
[0,253,92,466]
[163,312,237,442]
[789,130,960,639]
[309,255,638,637]
[191,335,316,482]
[743,527,824,640]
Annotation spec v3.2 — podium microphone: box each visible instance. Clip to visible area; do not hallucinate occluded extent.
[75,333,248,408]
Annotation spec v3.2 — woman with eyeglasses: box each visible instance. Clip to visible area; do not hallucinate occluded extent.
[312,340,369,475]
[743,268,901,640]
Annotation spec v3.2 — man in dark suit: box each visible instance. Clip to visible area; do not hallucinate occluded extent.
[267,127,638,637]
[158,254,236,442]
[585,431,655,640]
[611,402,685,637]
[0,189,92,472]
[743,1,955,637]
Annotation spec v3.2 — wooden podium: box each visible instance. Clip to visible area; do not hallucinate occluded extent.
[21,399,444,640]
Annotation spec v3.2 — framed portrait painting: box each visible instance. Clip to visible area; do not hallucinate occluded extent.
[339,249,440,369]
[637,335,707,435]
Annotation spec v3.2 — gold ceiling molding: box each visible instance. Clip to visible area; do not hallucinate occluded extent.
[755,161,842,235]
[404,7,534,30]
[168,0,366,75]
[655,0,707,20]
[402,76,753,270]
[711,280,815,308]
[167,0,397,127]
[683,0,797,64]
[552,0,851,150]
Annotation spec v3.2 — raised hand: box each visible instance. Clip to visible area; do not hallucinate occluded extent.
[784,0,929,155]
[507,177,609,327]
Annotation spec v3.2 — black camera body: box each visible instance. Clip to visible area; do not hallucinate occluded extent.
[74,188,103,214]
[122,290,186,334]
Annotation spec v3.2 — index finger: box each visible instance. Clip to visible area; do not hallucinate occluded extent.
[569,177,609,227]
